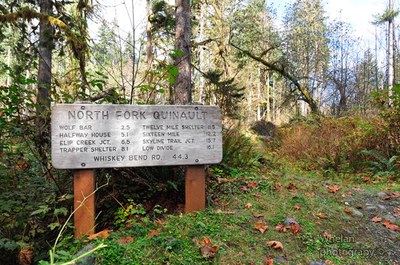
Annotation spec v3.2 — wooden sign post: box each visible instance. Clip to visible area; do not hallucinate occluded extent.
[51,104,222,237]
[185,165,206,213]
[73,169,95,238]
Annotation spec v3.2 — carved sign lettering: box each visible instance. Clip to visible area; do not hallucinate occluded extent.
[51,104,222,169]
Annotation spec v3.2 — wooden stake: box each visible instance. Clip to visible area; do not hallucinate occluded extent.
[185,165,206,213]
[74,169,95,238]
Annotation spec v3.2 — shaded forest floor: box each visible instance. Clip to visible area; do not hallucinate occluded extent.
[64,160,400,265]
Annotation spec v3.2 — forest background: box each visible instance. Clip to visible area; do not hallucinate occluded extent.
[0,0,399,264]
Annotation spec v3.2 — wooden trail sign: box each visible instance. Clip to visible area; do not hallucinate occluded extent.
[51,104,222,238]
[51,104,222,169]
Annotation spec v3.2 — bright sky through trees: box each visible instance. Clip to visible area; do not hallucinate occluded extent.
[91,0,390,43]
[271,0,387,41]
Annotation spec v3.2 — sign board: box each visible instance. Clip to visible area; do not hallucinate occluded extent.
[51,104,222,169]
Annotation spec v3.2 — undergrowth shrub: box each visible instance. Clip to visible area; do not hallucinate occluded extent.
[371,84,400,155]
[95,166,185,230]
[274,116,396,173]
[221,128,262,170]
[360,150,399,179]
[0,65,75,264]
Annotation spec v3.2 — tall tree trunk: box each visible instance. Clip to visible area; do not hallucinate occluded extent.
[6,47,11,86]
[174,0,191,104]
[198,2,205,103]
[36,0,53,159]
[248,76,253,121]
[275,81,281,123]
[271,79,276,122]
[131,0,136,102]
[257,68,261,121]
[115,10,126,99]
[388,0,394,106]
[146,0,155,102]
[266,71,271,121]
[375,27,380,92]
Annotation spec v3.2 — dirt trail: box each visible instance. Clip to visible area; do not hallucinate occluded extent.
[337,189,400,264]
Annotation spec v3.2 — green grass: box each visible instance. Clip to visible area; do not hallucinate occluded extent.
[54,159,400,265]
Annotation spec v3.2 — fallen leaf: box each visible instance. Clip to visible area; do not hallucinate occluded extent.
[155,219,164,227]
[362,176,371,182]
[287,183,297,192]
[275,223,287,233]
[254,222,269,234]
[316,213,328,219]
[290,223,301,235]
[245,203,253,209]
[393,207,400,217]
[119,236,134,244]
[294,204,301,210]
[217,177,229,183]
[383,220,400,231]
[16,159,29,170]
[371,216,382,223]
[200,246,219,258]
[210,245,219,253]
[344,208,352,214]
[342,191,353,198]
[305,192,315,197]
[323,231,333,240]
[199,237,219,258]
[87,229,112,241]
[264,258,274,265]
[200,247,212,258]
[247,182,257,189]
[380,192,400,200]
[253,213,264,218]
[327,185,341,194]
[147,229,159,238]
[241,186,249,192]
[266,241,283,250]
[199,236,212,246]
[216,209,236,214]
[274,181,283,192]
[253,193,262,198]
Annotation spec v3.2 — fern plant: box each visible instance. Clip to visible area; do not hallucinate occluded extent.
[360,149,399,178]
